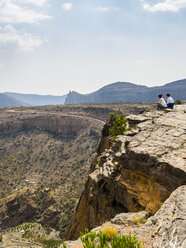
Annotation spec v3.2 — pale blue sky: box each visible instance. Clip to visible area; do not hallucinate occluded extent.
[0,0,186,95]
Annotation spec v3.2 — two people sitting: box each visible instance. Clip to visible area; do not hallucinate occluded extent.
[157,94,174,110]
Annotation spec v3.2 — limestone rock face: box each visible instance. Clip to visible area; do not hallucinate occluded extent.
[0,114,103,137]
[65,186,186,248]
[67,106,186,240]
[135,185,186,248]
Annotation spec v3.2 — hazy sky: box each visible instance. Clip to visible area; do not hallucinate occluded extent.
[0,0,186,95]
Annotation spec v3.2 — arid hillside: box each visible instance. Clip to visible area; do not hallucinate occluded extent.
[0,103,153,243]
[0,110,103,238]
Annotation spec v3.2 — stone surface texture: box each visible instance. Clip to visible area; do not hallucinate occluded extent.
[65,186,186,248]
[135,185,186,248]
[67,105,186,245]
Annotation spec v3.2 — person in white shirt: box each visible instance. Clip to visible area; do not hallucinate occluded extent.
[156,94,167,110]
[166,94,174,109]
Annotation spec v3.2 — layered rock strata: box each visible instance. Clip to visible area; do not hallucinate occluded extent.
[0,114,103,137]
[65,185,186,248]
[67,106,186,240]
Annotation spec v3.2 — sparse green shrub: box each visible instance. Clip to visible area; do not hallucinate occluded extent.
[97,231,109,248]
[80,229,143,248]
[111,233,143,248]
[101,225,118,240]
[175,99,182,105]
[109,113,128,140]
[9,223,63,247]
[139,218,147,224]
[80,228,96,248]
[37,238,63,248]
[62,242,67,248]
[131,217,147,225]
[0,234,2,242]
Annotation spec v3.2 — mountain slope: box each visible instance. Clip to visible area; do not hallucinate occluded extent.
[0,104,153,239]
[65,79,186,104]
[0,93,27,107]
[4,92,67,106]
[0,109,102,237]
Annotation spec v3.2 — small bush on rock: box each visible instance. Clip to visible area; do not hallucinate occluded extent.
[109,113,128,140]
[102,225,118,240]
[62,242,67,248]
[80,228,143,248]
[175,99,182,105]
[111,233,143,248]
[131,217,147,225]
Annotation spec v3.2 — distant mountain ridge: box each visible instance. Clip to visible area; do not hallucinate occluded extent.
[2,79,186,106]
[65,79,186,104]
[0,93,27,107]
[4,92,67,106]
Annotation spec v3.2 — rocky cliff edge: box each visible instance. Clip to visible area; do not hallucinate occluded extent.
[66,105,186,247]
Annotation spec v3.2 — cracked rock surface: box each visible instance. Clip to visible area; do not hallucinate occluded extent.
[135,185,186,248]
[65,186,186,248]
[67,105,186,241]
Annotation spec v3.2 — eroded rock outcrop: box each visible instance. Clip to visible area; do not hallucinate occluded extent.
[65,185,186,248]
[135,185,186,247]
[67,106,186,240]
[0,114,103,137]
